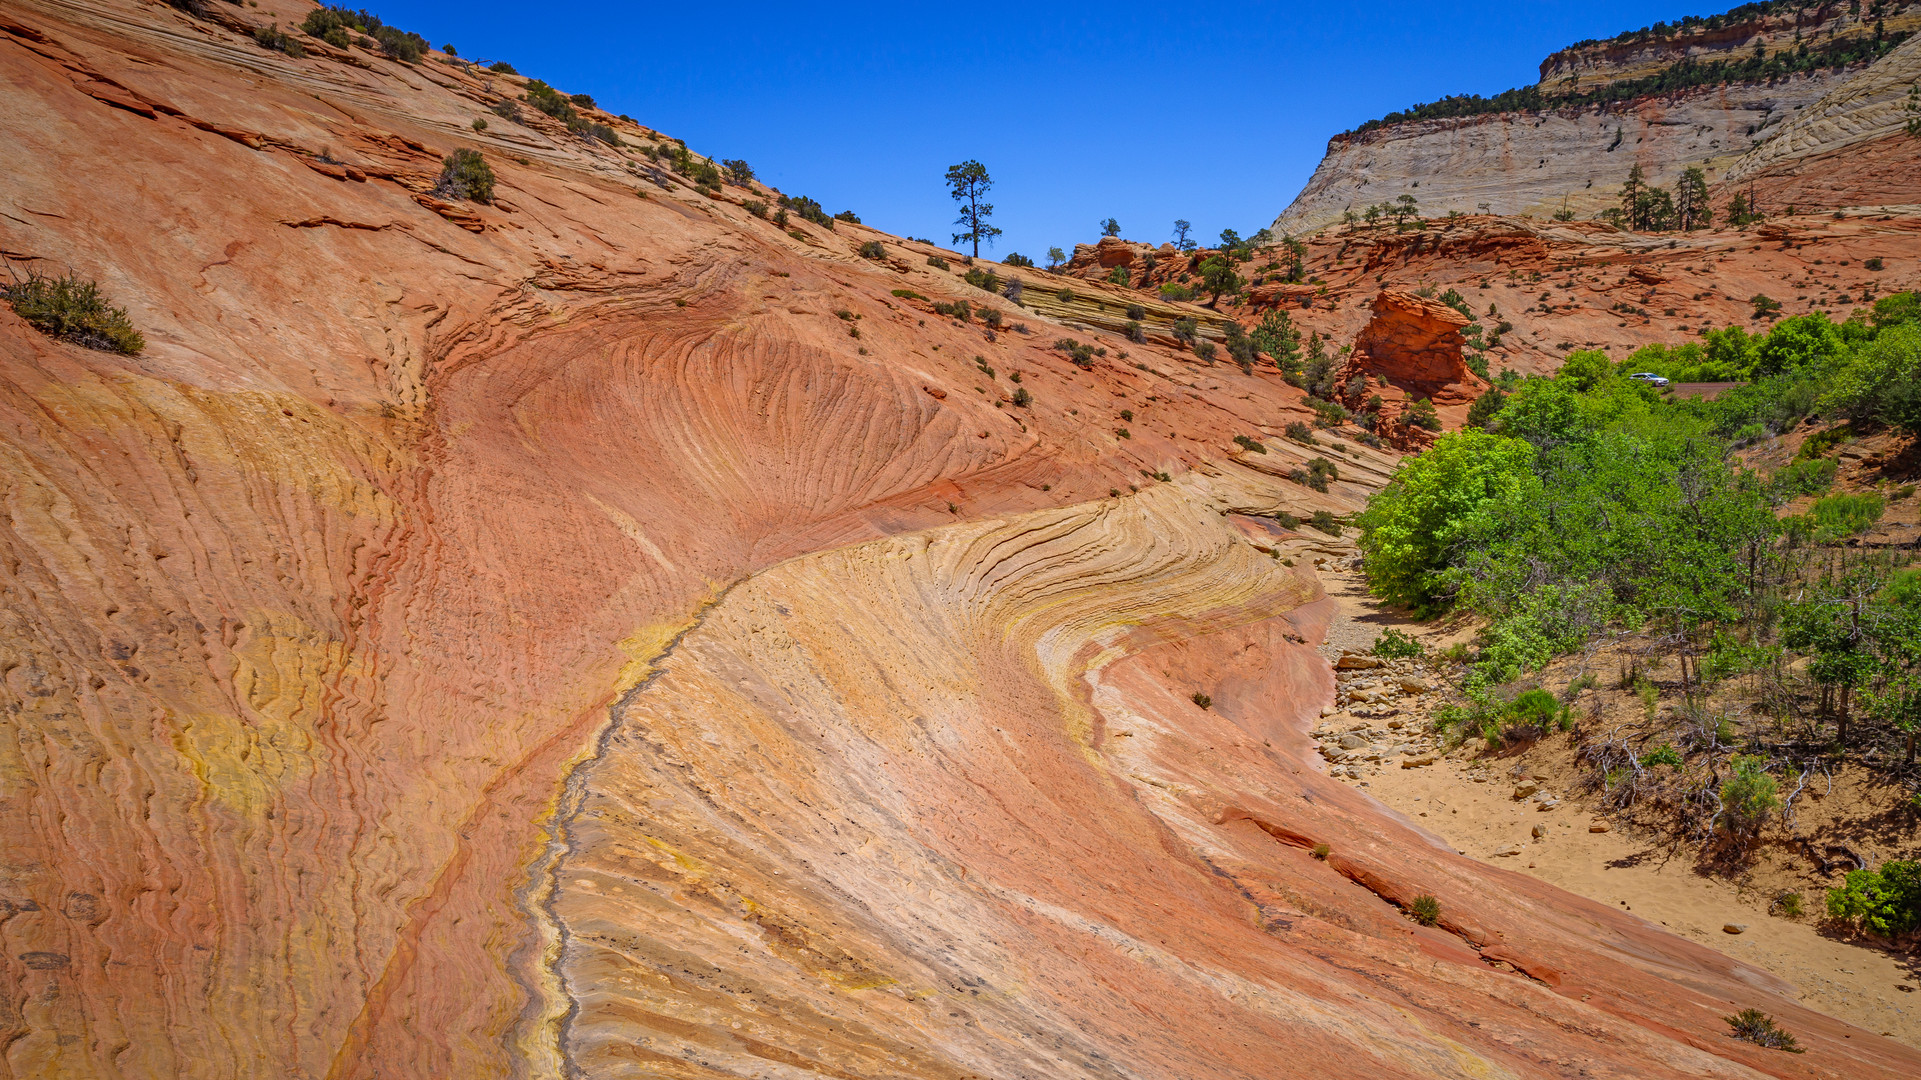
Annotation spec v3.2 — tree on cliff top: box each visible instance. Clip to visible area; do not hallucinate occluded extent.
[946,160,1001,258]
[1172,219,1194,251]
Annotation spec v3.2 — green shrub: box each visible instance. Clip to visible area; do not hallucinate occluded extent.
[964,267,1000,292]
[487,60,517,74]
[523,80,578,123]
[254,23,306,56]
[434,148,494,203]
[933,300,972,322]
[1866,257,1885,271]
[1804,492,1883,540]
[1171,317,1197,345]
[1012,387,1031,407]
[1193,341,1217,362]
[1405,397,1442,431]
[721,159,754,185]
[926,255,949,270]
[1771,456,1836,497]
[1291,458,1338,492]
[302,9,427,61]
[1126,303,1146,320]
[1053,337,1098,368]
[1232,435,1267,454]
[858,240,886,260]
[1159,282,1196,302]
[1719,756,1780,839]
[1354,430,1536,611]
[1640,743,1683,767]
[744,200,768,219]
[1308,397,1349,427]
[1826,860,1921,936]
[1310,511,1342,536]
[1284,420,1317,445]
[834,210,861,224]
[3,271,145,354]
[569,92,596,109]
[1124,319,1145,343]
[1724,1009,1803,1053]
[889,288,923,300]
[1408,894,1441,927]
[779,194,834,228]
[1372,628,1423,658]
[1311,843,1330,859]
[1003,253,1035,268]
[1191,691,1212,709]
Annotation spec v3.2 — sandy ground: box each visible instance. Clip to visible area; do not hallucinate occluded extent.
[1311,564,1921,1048]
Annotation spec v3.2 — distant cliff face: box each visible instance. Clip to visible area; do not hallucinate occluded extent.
[1537,2,1921,91]
[1273,1,1921,237]
[1272,72,1845,236]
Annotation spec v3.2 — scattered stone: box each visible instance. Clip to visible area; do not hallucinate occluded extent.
[1398,677,1434,694]
[1589,822,1610,833]
[1339,733,1368,750]
[1723,923,1747,935]
[1513,782,1540,799]
[1536,798,1560,811]
[1532,824,1547,839]
[1335,652,1384,670]
[1401,754,1438,768]
[1493,844,1524,857]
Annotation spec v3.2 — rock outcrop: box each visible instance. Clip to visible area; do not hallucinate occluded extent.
[1271,4,1921,235]
[1344,290,1482,404]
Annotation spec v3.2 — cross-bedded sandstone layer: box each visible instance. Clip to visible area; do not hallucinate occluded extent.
[2,1,1920,1078]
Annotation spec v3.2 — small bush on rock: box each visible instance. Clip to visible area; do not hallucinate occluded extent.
[1724,1009,1803,1053]
[1408,895,1440,926]
[3,271,145,354]
[434,148,494,203]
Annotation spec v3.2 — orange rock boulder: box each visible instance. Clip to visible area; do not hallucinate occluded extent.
[1343,289,1485,405]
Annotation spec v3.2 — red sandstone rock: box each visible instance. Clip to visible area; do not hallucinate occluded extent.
[1341,289,1486,406]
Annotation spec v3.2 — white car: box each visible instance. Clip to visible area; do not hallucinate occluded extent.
[1628,372,1671,387]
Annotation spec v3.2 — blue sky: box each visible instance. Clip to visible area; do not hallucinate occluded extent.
[382,1,1696,256]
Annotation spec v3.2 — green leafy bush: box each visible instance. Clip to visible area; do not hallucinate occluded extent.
[3,271,145,354]
[858,240,886,260]
[1372,628,1423,658]
[926,255,949,270]
[1355,431,1536,611]
[1404,397,1442,431]
[1232,435,1267,454]
[434,148,494,203]
[1826,860,1921,936]
[1012,387,1031,407]
[1284,421,1317,445]
[1003,253,1035,268]
[487,60,517,74]
[1309,510,1342,536]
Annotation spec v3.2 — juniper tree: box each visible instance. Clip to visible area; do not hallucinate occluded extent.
[945,160,1001,258]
